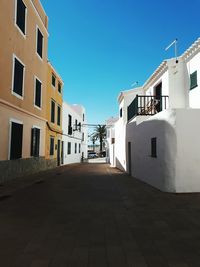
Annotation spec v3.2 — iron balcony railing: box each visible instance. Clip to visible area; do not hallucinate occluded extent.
[127,95,169,121]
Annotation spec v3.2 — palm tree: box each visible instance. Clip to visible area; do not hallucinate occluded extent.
[92,125,106,154]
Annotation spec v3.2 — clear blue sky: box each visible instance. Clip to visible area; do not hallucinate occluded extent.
[41,0,200,124]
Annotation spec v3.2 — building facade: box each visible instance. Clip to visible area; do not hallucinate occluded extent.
[62,102,88,165]
[45,62,63,167]
[0,0,50,182]
[113,38,200,193]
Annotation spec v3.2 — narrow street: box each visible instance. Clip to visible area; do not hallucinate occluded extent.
[1,163,200,267]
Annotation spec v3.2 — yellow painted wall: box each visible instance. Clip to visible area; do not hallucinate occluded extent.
[45,62,63,160]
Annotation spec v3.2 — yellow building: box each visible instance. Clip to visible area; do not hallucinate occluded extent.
[46,62,64,166]
[0,0,50,181]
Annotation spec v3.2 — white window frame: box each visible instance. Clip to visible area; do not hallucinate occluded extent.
[8,118,23,160]
[14,0,27,38]
[34,76,42,110]
[12,54,25,100]
[31,125,41,157]
[36,25,44,61]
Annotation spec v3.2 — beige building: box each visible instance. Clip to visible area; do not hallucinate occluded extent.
[46,62,63,166]
[0,0,50,182]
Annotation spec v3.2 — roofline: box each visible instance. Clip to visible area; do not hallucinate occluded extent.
[117,87,143,103]
[47,60,64,84]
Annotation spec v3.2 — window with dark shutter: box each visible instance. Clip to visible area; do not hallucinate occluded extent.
[37,28,43,58]
[151,137,157,158]
[79,144,81,153]
[120,108,122,118]
[13,57,24,97]
[58,82,62,93]
[57,106,61,126]
[52,74,56,87]
[16,0,26,35]
[10,122,23,160]
[51,100,55,123]
[50,136,54,156]
[190,71,198,90]
[67,142,71,154]
[75,143,77,154]
[68,114,72,135]
[35,78,42,108]
[31,128,40,157]
[83,113,85,121]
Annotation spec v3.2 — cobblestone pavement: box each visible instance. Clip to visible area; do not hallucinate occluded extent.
[1,163,200,267]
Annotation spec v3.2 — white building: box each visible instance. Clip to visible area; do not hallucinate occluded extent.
[114,87,144,171]
[114,37,200,192]
[105,117,118,167]
[62,102,88,165]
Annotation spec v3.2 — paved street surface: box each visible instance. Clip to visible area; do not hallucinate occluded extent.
[1,163,200,267]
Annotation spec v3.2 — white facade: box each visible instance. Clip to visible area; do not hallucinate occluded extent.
[105,117,118,167]
[113,37,200,192]
[115,87,144,171]
[62,102,87,165]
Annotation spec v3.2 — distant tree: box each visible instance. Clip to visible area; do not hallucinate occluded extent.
[92,125,106,153]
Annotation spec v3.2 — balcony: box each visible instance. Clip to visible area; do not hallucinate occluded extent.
[127,95,169,121]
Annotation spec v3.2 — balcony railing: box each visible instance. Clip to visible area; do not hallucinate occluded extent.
[127,95,169,121]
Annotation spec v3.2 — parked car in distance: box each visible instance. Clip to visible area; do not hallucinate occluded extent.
[88,152,98,158]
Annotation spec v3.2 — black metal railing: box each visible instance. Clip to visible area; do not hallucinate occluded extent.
[127,95,169,121]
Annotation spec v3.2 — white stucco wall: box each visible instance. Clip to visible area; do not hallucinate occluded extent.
[126,109,200,192]
[186,52,200,108]
[62,102,87,165]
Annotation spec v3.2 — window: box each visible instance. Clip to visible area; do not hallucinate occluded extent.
[151,137,157,158]
[57,105,61,126]
[83,113,85,121]
[50,136,54,156]
[79,143,81,153]
[36,27,43,59]
[51,100,55,123]
[75,143,77,154]
[67,142,71,154]
[12,56,25,98]
[31,127,40,157]
[82,133,84,141]
[75,119,78,130]
[52,74,56,87]
[10,121,23,160]
[34,78,42,108]
[78,122,81,132]
[68,114,72,135]
[58,82,62,93]
[120,108,122,118]
[190,71,198,90]
[15,0,26,35]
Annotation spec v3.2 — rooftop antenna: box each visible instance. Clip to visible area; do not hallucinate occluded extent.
[165,38,178,63]
[131,81,138,87]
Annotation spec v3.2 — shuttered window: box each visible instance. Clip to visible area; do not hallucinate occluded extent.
[35,78,42,108]
[50,137,54,156]
[57,106,61,126]
[16,0,26,35]
[75,143,77,154]
[79,144,81,153]
[10,122,23,160]
[120,108,122,118]
[68,114,72,135]
[31,128,40,157]
[151,137,157,158]
[51,100,55,123]
[58,82,62,93]
[190,71,198,90]
[13,57,24,97]
[67,142,71,154]
[52,74,56,87]
[37,28,43,58]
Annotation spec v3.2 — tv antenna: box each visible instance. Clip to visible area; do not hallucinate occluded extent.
[131,81,138,87]
[165,38,178,63]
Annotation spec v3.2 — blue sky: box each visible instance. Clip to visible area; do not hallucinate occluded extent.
[41,0,200,124]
